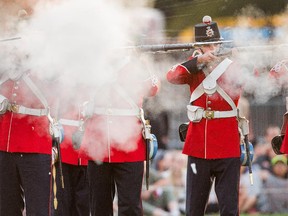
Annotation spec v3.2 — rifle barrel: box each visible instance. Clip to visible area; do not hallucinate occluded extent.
[135,43,196,52]
[122,41,288,53]
[124,40,233,53]
[236,44,288,52]
[0,37,21,43]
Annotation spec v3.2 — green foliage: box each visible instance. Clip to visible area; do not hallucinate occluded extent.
[154,0,288,37]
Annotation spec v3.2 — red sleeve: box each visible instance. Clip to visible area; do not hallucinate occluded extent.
[166,63,192,84]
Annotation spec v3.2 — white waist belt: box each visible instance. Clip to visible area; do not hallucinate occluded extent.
[59,119,83,127]
[203,109,237,119]
[8,104,48,116]
[94,108,140,116]
[187,105,237,122]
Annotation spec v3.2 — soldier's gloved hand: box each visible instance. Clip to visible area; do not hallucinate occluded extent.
[49,122,64,144]
[271,135,284,155]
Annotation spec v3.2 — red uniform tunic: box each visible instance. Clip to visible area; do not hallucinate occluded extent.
[281,127,288,154]
[0,72,55,154]
[81,62,159,163]
[167,56,241,159]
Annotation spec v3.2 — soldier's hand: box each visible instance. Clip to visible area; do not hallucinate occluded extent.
[197,52,218,64]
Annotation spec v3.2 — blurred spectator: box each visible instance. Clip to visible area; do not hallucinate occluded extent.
[152,150,173,174]
[161,150,187,214]
[254,125,280,171]
[239,164,263,214]
[150,110,170,150]
[144,96,170,150]
[205,181,219,215]
[257,155,288,213]
[142,168,180,216]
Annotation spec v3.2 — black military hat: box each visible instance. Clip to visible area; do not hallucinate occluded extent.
[194,15,223,42]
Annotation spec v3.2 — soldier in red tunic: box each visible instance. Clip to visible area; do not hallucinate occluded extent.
[270,59,288,155]
[52,90,90,216]
[0,6,60,215]
[81,55,160,216]
[167,16,242,216]
[0,61,58,215]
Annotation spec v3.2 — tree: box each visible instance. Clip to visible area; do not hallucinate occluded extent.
[154,0,288,37]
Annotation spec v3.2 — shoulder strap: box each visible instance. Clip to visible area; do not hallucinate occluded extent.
[22,73,49,108]
[0,73,49,108]
[216,85,237,110]
[113,84,139,110]
[0,74,9,86]
[189,58,233,104]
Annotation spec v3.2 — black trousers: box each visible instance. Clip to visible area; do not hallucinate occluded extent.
[186,156,241,216]
[53,163,90,216]
[0,151,52,216]
[88,161,144,216]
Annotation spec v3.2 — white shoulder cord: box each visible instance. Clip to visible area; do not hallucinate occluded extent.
[0,74,9,86]
[22,73,49,109]
[113,84,139,110]
[189,58,233,104]
[216,85,237,110]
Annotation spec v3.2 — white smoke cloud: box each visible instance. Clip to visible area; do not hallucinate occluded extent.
[3,1,288,155]
[0,0,165,160]
[17,0,133,85]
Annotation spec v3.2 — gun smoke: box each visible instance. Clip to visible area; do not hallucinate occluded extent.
[1,1,288,156]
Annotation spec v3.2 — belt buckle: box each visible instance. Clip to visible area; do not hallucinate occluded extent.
[205,110,214,119]
[10,104,19,113]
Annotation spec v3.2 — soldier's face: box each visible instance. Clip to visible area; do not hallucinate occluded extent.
[202,44,220,53]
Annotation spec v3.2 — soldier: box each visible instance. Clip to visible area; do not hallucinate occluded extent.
[0,48,59,215]
[166,16,242,216]
[270,59,288,155]
[81,55,159,216]
[0,6,61,216]
[52,90,90,216]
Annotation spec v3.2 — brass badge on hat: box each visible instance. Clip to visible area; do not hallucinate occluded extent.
[206,26,214,37]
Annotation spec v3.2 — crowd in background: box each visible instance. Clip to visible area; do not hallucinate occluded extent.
[133,125,288,216]
[125,95,288,216]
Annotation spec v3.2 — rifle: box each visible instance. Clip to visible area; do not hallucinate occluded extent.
[0,37,21,43]
[124,40,233,53]
[122,40,288,55]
